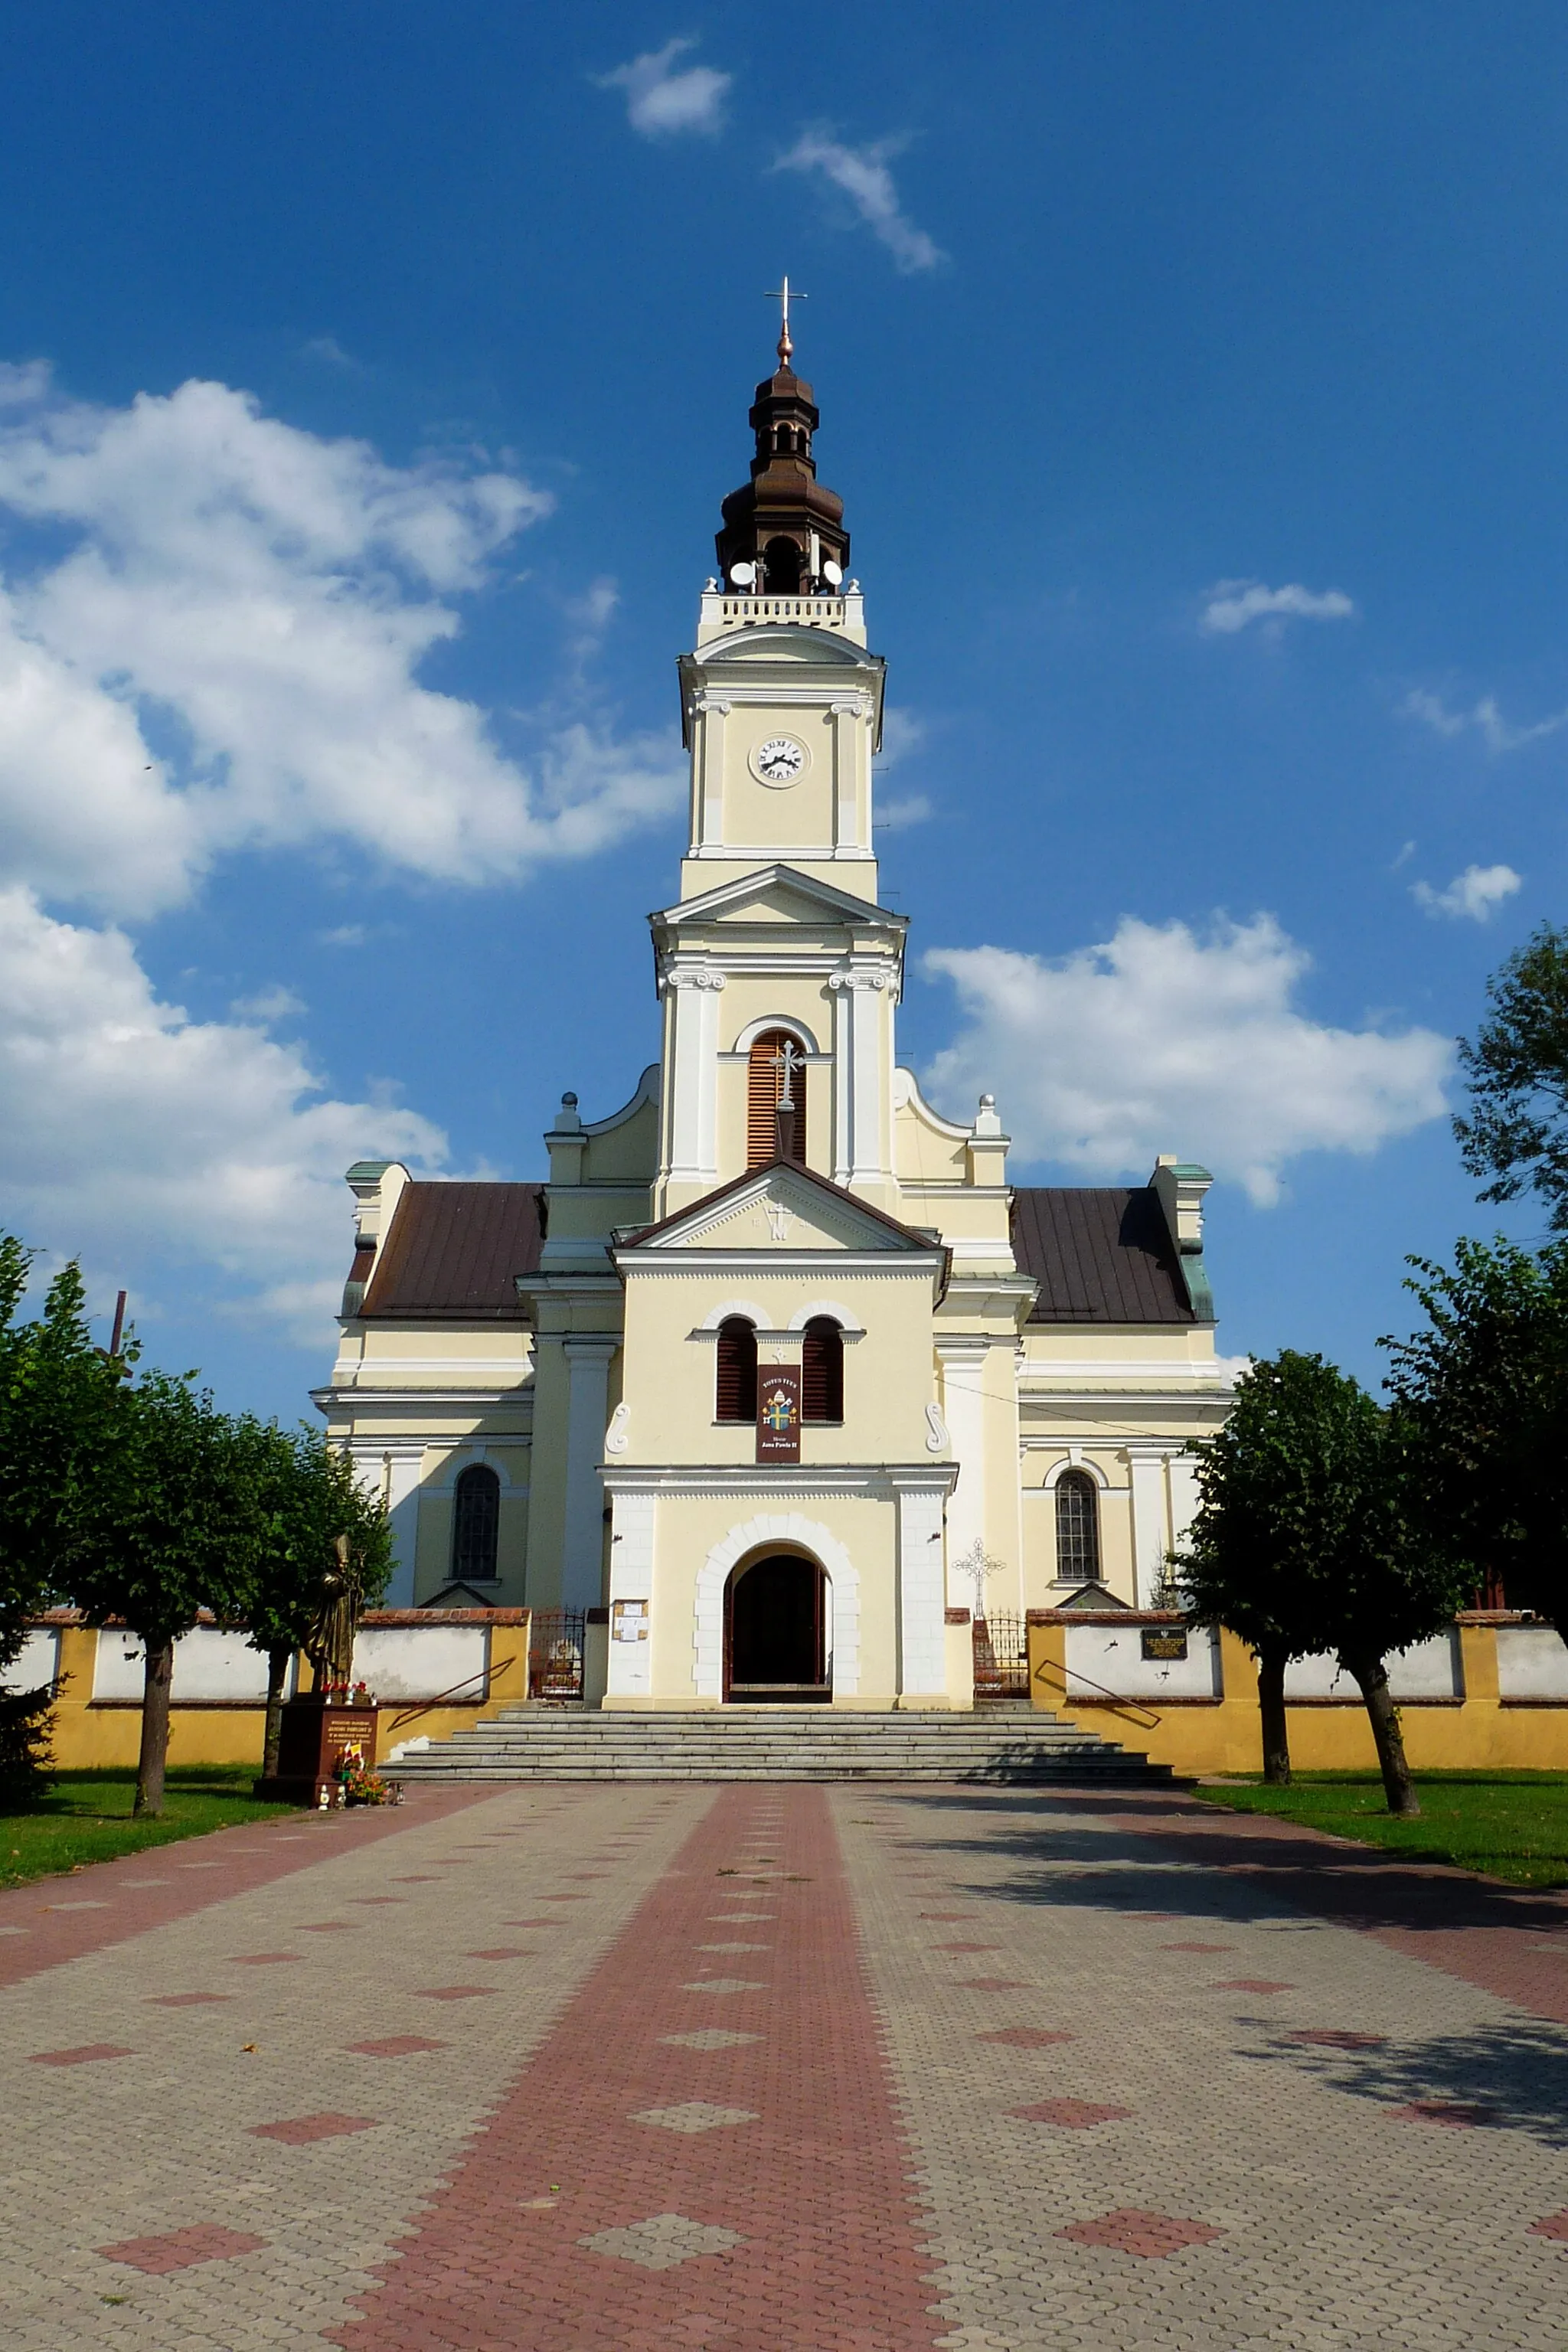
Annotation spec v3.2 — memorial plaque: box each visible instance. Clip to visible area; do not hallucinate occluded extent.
[1141,1628,1188,1661]
[756,1367,802,1463]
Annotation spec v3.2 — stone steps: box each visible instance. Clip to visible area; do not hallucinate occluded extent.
[384,1706,1173,1784]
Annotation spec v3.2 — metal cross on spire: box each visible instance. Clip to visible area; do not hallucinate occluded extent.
[765,276,806,371]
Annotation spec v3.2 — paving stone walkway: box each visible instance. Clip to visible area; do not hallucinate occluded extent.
[5,1780,1568,2348]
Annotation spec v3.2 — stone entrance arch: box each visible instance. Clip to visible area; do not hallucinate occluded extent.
[694,1514,859,1700]
[724,1550,828,1701]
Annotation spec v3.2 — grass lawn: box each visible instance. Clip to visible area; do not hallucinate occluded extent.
[1193,1770,1568,1889]
[0,1766,294,1890]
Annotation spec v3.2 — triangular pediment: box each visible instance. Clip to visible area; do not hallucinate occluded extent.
[651,862,905,933]
[619,1161,942,1260]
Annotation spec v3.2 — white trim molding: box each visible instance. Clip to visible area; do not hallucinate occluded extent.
[693,1513,860,1699]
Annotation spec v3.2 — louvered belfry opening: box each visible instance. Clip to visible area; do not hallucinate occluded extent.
[801,1315,843,1423]
[715,1316,759,1423]
[747,1031,807,1167]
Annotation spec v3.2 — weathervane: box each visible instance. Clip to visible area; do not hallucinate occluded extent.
[765,276,806,370]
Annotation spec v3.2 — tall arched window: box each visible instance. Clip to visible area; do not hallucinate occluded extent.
[715,1316,759,1423]
[802,1316,844,1423]
[452,1463,500,1583]
[1054,1470,1101,1584]
[747,1031,808,1168]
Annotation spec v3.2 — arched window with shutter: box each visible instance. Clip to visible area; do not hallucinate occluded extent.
[715,1316,759,1423]
[801,1316,843,1423]
[451,1463,501,1583]
[1054,1469,1101,1584]
[747,1031,807,1168]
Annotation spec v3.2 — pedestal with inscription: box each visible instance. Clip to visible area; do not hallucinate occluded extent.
[256,1694,379,1806]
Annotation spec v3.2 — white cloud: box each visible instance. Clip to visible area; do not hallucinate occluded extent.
[299,335,361,371]
[318,924,368,948]
[229,983,306,1023]
[875,793,933,832]
[0,367,683,917]
[1403,687,1568,753]
[774,130,946,274]
[1200,580,1357,635]
[0,887,446,1341]
[923,913,1450,1207]
[596,38,730,137]
[1411,863,1522,922]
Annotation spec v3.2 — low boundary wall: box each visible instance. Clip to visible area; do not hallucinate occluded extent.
[5,1610,531,1772]
[1027,1609,1568,1775]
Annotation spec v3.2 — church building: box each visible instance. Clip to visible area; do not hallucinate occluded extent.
[314,316,1233,1710]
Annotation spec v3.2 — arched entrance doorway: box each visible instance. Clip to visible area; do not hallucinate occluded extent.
[724,1550,830,1703]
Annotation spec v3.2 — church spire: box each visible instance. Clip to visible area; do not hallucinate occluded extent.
[714,286,851,596]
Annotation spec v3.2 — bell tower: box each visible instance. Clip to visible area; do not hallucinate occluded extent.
[651,307,906,1217]
[714,281,851,598]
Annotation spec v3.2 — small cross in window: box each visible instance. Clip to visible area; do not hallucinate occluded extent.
[769,1038,805,1110]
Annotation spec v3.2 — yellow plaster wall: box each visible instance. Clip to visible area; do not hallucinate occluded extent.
[41,1622,533,1775]
[1026,1616,1568,1774]
[620,1263,940,1467]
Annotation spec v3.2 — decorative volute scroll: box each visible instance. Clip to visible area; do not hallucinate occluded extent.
[924,1402,950,1455]
[604,1401,630,1456]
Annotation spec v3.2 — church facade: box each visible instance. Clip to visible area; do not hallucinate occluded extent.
[313,329,1232,1710]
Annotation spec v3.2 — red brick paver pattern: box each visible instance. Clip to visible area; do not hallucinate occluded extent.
[334,1785,939,2352]
[96,2225,270,2275]
[9,1776,1568,2347]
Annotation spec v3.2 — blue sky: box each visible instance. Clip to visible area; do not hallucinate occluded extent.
[0,3,1562,1416]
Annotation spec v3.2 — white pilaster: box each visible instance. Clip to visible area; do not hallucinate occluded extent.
[562,1338,618,1612]
[606,1487,656,1700]
[828,961,898,1187]
[353,1443,423,1606]
[1127,1447,1169,1609]
[828,696,868,851]
[936,1336,991,1602]
[662,965,726,1184]
[894,1478,948,1697]
[692,694,730,850]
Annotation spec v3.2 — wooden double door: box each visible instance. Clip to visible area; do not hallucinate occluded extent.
[723,1552,830,1704]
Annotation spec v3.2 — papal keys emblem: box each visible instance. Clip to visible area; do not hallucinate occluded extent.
[763,1387,799,1433]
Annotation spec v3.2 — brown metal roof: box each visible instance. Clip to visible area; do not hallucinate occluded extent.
[1011,1187,1197,1325]
[360,1183,544,1320]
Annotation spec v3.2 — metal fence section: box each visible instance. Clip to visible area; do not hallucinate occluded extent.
[528,1609,586,1704]
[972,1612,1029,1702]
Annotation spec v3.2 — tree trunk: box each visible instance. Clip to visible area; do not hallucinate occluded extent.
[1256,1645,1292,1785]
[134,1636,175,1818]
[1343,1651,1419,1817]
[263,1643,291,1781]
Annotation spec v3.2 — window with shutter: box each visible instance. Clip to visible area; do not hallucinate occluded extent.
[801,1316,843,1423]
[452,1464,501,1582]
[747,1031,807,1167]
[715,1317,759,1423]
[1054,1470,1101,1583]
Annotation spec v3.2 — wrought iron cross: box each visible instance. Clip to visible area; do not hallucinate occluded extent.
[765,276,806,368]
[769,1037,805,1110]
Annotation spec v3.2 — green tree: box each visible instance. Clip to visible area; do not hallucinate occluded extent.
[237,1422,394,1779]
[1178,1351,1471,1816]
[1383,1236,1568,1635]
[69,1373,262,1818]
[1455,923,1568,1231]
[1178,1357,1334,1784]
[0,1239,126,1798]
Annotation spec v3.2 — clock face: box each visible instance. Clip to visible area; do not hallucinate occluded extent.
[750,734,808,787]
